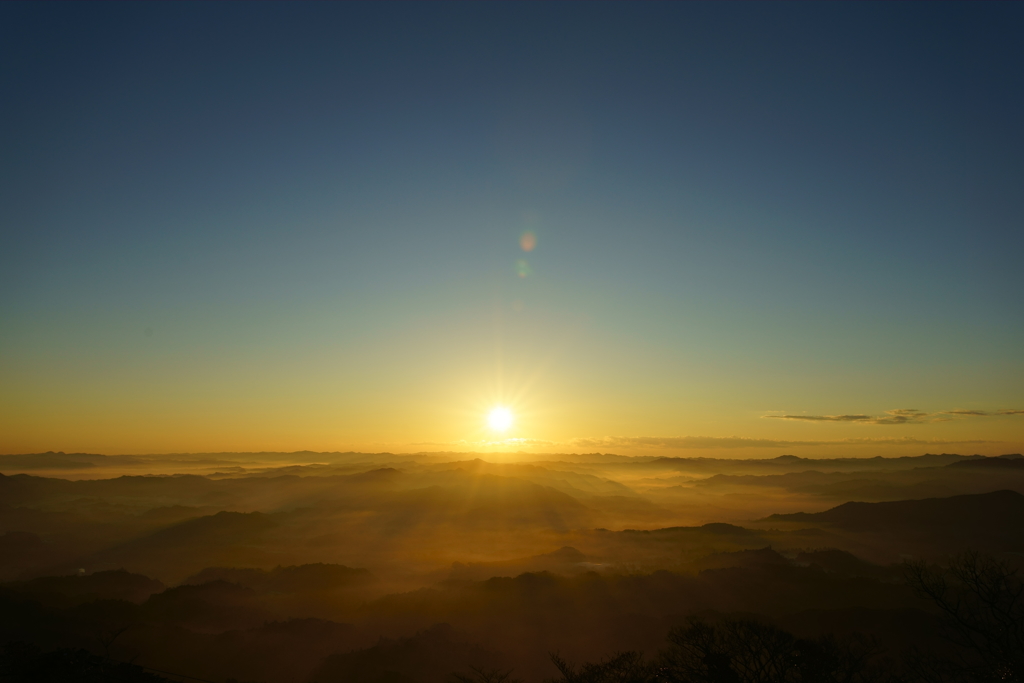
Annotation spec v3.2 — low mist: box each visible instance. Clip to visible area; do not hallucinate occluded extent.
[3,450,1024,682]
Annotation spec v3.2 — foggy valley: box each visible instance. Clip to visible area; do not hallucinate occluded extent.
[2,451,1023,682]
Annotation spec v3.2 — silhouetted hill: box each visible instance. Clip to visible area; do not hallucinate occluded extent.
[698,522,761,537]
[70,511,280,582]
[0,473,79,505]
[142,580,269,630]
[118,510,276,548]
[3,570,164,606]
[309,623,508,683]
[348,467,404,482]
[947,456,1024,470]
[186,618,371,683]
[794,549,893,579]
[4,472,217,497]
[0,579,373,683]
[761,490,1024,558]
[358,563,919,678]
[183,563,370,592]
[0,452,110,470]
[764,490,1024,532]
[618,522,759,538]
[0,643,174,682]
[690,547,789,572]
[633,453,987,474]
[449,546,589,580]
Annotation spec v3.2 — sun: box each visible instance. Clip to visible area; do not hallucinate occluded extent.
[487,407,514,432]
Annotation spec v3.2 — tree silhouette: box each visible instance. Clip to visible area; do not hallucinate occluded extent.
[452,666,523,683]
[549,651,657,683]
[541,619,881,683]
[903,551,1024,682]
[0,642,173,682]
[661,618,879,683]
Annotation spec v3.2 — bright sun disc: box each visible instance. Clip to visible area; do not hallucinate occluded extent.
[487,407,513,432]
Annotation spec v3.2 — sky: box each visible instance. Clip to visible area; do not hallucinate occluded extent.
[1,2,1023,458]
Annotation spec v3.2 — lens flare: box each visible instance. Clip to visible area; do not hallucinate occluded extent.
[520,231,536,252]
[487,407,514,432]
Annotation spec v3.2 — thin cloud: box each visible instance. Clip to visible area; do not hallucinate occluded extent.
[872,409,931,424]
[765,409,930,425]
[764,414,874,423]
[765,408,1024,425]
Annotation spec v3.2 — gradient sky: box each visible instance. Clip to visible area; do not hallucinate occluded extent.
[2,2,1023,457]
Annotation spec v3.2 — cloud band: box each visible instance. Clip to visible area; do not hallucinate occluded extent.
[764,408,1024,425]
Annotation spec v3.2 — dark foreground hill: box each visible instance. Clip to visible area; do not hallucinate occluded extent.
[0,559,928,683]
[6,485,1024,683]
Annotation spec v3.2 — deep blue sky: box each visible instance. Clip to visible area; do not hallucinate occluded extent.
[2,2,1022,455]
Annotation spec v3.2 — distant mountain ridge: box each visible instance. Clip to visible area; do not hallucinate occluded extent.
[183,563,370,592]
[946,455,1024,469]
[0,450,1004,476]
[642,452,992,473]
